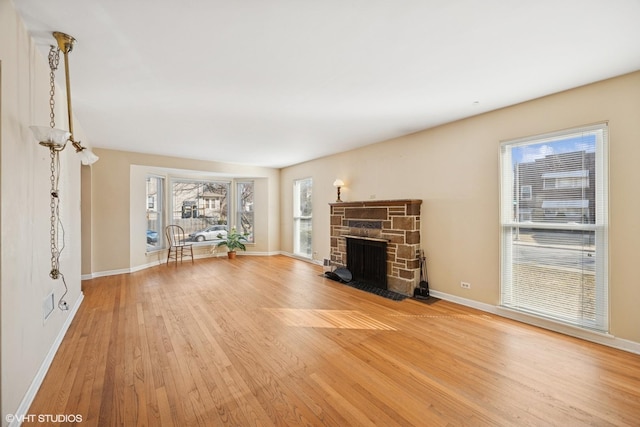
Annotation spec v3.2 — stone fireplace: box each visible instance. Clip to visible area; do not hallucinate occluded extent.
[329,199,422,295]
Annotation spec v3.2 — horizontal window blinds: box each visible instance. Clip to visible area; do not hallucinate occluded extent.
[500,124,608,332]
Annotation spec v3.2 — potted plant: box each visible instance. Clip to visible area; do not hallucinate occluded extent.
[216,227,249,259]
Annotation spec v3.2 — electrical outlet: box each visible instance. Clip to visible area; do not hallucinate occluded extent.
[43,292,55,320]
[460,281,471,289]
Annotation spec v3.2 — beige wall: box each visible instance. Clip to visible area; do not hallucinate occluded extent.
[280,71,640,343]
[86,149,280,275]
[1,0,85,420]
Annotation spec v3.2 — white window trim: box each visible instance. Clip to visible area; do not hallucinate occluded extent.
[500,123,608,332]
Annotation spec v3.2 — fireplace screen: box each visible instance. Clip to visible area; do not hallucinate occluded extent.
[346,237,387,289]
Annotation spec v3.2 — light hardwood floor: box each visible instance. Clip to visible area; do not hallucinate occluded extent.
[27,256,640,426]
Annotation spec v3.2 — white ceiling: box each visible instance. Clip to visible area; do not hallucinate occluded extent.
[14,0,640,168]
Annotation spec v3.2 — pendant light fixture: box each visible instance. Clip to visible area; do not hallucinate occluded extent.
[30,32,98,164]
[30,31,98,311]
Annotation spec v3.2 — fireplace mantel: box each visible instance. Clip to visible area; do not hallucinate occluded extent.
[329,199,422,295]
[329,199,422,209]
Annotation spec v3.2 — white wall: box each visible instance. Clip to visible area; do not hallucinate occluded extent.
[1,0,84,421]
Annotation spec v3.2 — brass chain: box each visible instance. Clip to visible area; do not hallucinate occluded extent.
[47,45,62,279]
[48,46,60,129]
[49,148,60,279]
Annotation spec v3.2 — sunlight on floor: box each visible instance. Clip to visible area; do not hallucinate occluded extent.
[264,308,396,330]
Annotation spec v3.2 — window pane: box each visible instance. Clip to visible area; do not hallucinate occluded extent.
[296,218,313,257]
[500,124,608,332]
[171,180,229,242]
[503,226,597,322]
[237,181,254,243]
[146,176,163,250]
[293,178,312,258]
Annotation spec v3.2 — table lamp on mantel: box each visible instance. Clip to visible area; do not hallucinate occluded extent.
[333,179,345,202]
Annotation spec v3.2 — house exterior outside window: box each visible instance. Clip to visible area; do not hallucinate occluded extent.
[171,180,230,239]
[516,152,595,224]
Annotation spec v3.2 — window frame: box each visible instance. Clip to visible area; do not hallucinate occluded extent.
[293,177,313,258]
[236,181,255,243]
[169,178,231,246]
[145,175,164,252]
[500,123,609,332]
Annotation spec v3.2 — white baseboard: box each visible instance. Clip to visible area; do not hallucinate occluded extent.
[82,251,284,279]
[82,267,131,280]
[9,293,84,427]
[280,251,323,265]
[429,289,640,355]
[234,251,281,257]
[428,290,499,314]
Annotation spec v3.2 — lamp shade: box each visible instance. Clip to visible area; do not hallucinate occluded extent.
[333,179,344,187]
[29,126,70,147]
[77,148,99,165]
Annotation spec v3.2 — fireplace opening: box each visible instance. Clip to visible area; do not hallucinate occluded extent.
[346,236,387,290]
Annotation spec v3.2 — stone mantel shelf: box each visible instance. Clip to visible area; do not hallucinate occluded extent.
[329,199,421,207]
[341,234,389,243]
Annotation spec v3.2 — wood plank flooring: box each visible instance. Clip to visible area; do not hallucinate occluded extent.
[27,256,640,426]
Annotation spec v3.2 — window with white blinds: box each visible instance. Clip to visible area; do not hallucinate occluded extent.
[500,123,608,332]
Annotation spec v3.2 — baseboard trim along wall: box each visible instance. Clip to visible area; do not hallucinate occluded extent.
[281,251,323,265]
[83,251,283,280]
[10,293,85,427]
[429,289,640,355]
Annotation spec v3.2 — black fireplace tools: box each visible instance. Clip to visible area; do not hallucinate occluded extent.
[413,250,430,299]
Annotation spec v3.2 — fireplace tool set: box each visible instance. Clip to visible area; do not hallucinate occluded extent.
[413,249,430,300]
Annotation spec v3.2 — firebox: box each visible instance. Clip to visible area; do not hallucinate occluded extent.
[345,236,388,289]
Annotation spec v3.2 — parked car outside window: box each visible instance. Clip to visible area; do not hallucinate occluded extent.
[189,225,228,242]
[146,229,159,244]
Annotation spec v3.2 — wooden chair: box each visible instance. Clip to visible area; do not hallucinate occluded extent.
[165,225,194,265]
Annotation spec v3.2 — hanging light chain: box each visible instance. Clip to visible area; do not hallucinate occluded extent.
[47,45,62,279]
[49,147,61,279]
[48,46,60,129]
[38,36,70,310]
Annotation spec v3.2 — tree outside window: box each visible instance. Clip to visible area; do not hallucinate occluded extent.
[171,180,230,238]
[237,181,255,243]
